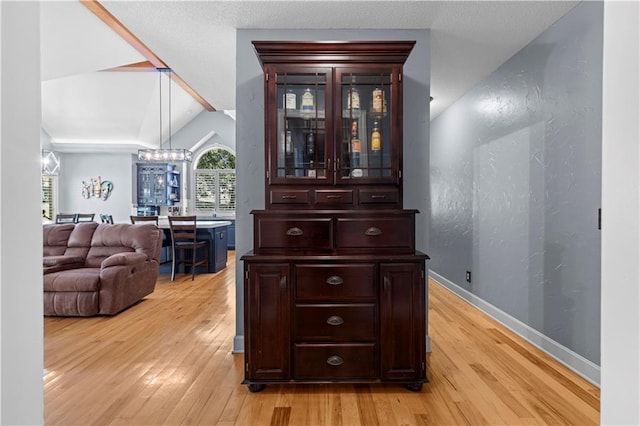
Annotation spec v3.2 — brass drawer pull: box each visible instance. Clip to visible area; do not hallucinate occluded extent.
[286,227,303,236]
[326,316,344,326]
[365,227,382,236]
[371,194,387,199]
[327,355,344,366]
[326,276,344,286]
[282,195,297,200]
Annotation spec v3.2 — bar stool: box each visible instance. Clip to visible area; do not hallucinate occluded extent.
[168,216,209,281]
[131,215,172,263]
[130,215,159,224]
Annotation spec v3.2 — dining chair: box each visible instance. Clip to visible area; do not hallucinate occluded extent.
[55,213,78,224]
[130,215,159,224]
[100,214,114,224]
[168,215,209,281]
[76,213,95,222]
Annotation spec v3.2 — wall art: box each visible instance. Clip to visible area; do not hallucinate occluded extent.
[82,176,114,201]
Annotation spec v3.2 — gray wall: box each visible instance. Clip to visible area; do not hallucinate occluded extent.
[235,29,430,351]
[55,110,236,220]
[430,1,602,365]
[58,152,135,223]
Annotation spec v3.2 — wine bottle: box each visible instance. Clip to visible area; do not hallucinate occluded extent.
[285,121,292,155]
[306,131,315,156]
[350,120,361,170]
[285,131,292,154]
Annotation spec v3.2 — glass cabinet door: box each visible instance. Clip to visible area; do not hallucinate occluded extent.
[271,69,331,184]
[337,70,396,184]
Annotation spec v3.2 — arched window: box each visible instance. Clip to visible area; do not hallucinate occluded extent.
[194,148,236,215]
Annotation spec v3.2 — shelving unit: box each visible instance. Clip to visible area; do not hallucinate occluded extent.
[136,163,181,206]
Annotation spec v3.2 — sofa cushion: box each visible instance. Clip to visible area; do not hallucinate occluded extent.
[85,224,161,268]
[43,268,101,292]
[43,223,75,256]
[65,222,99,261]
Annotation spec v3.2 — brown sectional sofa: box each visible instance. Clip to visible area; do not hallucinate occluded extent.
[43,222,162,316]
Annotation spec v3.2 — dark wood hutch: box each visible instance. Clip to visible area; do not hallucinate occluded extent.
[242,40,429,392]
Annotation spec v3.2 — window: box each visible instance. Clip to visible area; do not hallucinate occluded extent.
[42,176,55,223]
[194,149,236,215]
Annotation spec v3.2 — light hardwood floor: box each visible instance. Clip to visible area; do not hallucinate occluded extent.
[44,252,599,425]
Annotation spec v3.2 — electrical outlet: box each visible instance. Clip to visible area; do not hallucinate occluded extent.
[465,271,471,283]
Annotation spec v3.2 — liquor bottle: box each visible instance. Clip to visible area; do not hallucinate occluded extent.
[306,131,315,157]
[371,120,381,151]
[350,119,361,170]
[301,88,315,115]
[284,121,293,155]
[347,74,360,112]
[372,87,383,114]
[284,89,296,110]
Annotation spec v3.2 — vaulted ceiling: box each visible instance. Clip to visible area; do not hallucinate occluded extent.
[40,1,579,153]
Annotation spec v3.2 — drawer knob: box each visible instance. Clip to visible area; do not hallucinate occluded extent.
[371,194,387,199]
[326,316,344,326]
[326,355,344,366]
[281,195,297,200]
[365,227,382,236]
[326,195,341,200]
[326,276,344,286]
[286,227,304,236]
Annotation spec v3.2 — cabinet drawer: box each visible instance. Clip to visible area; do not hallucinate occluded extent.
[335,217,414,250]
[294,304,376,340]
[256,218,332,250]
[295,264,376,300]
[315,190,354,206]
[294,343,377,379]
[270,189,310,205]
[359,188,399,205]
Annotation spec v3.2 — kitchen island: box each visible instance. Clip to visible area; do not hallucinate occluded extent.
[157,219,231,273]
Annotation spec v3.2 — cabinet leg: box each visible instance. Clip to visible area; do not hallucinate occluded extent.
[247,384,266,393]
[405,383,423,392]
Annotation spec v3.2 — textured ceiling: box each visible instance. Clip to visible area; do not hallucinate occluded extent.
[41,0,579,151]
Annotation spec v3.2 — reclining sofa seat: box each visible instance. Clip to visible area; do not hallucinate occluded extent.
[43,222,162,316]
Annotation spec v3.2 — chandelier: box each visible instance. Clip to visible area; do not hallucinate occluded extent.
[138,69,192,162]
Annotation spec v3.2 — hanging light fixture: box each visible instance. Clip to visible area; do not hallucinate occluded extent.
[42,150,60,175]
[138,68,193,162]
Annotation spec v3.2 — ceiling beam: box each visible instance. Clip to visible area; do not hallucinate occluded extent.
[80,0,215,111]
[101,61,157,72]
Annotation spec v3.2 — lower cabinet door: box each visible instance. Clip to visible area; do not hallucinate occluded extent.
[245,263,291,380]
[379,262,426,380]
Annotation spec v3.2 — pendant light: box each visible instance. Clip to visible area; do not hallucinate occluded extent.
[138,68,193,162]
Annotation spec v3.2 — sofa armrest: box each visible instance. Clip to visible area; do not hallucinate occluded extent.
[43,255,84,267]
[101,252,148,268]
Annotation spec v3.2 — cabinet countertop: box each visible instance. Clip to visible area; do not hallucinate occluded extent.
[157,219,231,229]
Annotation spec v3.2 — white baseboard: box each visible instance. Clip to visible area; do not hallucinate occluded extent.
[233,335,244,354]
[429,270,600,387]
